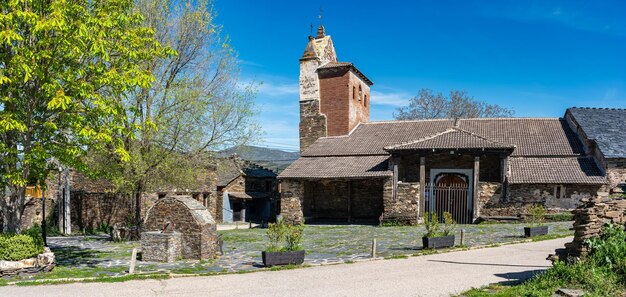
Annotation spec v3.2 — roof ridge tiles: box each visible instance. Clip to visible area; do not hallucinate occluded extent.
[366,117,562,125]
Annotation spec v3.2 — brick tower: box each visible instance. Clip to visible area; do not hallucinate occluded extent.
[299,25,373,152]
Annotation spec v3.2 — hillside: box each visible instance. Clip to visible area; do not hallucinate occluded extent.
[218,145,299,172]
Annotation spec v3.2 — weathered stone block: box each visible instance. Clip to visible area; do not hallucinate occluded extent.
[141,231,182,263]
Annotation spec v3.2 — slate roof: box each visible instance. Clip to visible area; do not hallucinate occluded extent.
[278,155,391,179]
[302,118,583,157]
[508,157,606,184]
[384,128,515,151]
[227,192,271,200]
[567,107,626,158]
[217,158,276,187]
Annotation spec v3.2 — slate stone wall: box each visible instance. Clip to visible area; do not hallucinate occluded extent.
[606,158,626,195]
[299,100,327,153]
[143,195,217,260]
[141,231,182,263]
[564,193,623,257]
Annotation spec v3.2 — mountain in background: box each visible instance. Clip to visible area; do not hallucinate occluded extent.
[217,145,299,173]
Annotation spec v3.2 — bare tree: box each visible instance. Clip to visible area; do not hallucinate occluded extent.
[394,89,514,120]
[101,0,259,225]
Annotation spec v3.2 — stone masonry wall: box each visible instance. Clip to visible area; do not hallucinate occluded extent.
[482,184,600,217]
[280,179,304,224]
[382,179,419,224]
[299,100,327,153]
[143,195,217,260]
[606,159,626,195]
[564,193,624,257]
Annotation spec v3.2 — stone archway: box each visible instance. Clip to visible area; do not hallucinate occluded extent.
[143,195,218,260]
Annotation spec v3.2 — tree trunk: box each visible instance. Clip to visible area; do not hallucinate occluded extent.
[1,187,26,233]
[134,183,144,229]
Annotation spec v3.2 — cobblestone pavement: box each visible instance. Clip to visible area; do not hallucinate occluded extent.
[6,222,573,281]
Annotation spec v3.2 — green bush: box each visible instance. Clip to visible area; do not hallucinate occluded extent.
[265,218,304,252]
[0,233,44,261]
[442,212,456,236]
[423,212,440,237]
[525,204,546,227]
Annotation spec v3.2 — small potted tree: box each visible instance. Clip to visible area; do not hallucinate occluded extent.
[262,218,305,267]
[524,204,548,237]
[422,212,456,249]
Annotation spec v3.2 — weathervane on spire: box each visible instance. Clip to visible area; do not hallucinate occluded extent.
[316,6,326,38]
[319,6,323,22]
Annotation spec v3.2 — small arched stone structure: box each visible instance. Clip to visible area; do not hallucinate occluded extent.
[143,195,217,260]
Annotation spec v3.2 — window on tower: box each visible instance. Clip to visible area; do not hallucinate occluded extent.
[358,85,362,102]
[352,86,356,100]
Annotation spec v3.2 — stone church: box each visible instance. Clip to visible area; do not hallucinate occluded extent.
[278,25,625,225]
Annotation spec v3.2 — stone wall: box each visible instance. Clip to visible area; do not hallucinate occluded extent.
[143,195,217,260]
[397,153,502,184]
[481,184,599,217]
[70,192,158,232]
[477,182,503,217]
[382,179,419,224]
[0,247,55,277]
[280,179,304,224]
[606,158,626,195]
[141,231,182,263]
[299,99,327,153]
[564,193,624,257]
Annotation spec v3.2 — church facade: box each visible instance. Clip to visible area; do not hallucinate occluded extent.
[278,25,623,225]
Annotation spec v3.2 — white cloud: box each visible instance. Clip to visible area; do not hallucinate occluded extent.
[370,90,411,107]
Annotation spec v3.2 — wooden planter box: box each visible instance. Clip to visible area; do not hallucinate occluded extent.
[262,250,305,267]
[524,226,549,237]
[422,235,455,249]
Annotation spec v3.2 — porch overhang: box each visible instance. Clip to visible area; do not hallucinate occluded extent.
[383,128,516,154]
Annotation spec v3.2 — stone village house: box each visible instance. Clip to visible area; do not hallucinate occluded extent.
[277,25,626,225]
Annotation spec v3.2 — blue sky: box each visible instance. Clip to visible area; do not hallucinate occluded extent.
[214,0,626,152]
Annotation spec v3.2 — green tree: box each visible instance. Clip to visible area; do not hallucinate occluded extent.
[394,88,514,120]
[108,0,258,224]
[0,0,166,233]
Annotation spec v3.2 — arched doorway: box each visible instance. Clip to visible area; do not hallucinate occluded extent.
[429,172,471,224]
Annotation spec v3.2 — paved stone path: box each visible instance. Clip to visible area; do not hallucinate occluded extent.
[5,222,573,281]
[0,237,571,297]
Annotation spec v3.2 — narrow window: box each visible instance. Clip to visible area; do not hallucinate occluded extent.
[364,94,368,106]
[358,85,362,102]
[352,86,356,100]
[554,185,566,199]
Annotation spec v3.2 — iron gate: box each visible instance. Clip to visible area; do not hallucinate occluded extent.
[424,183,472,224]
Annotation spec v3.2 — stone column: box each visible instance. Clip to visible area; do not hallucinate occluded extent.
[473,156,480,222]
[419,156,426,219]
[280,179,305,224]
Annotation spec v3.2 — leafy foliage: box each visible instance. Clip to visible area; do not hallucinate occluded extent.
[525,204,547,227]
[0,232,44,261]
[0,0,166,232]
[265,218,304,252]
[423,212,440,238]
[442,212,457,236]
[394,88,514,120]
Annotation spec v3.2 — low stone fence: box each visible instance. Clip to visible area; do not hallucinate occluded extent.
[563,194,626,257]
[0,247,55,277]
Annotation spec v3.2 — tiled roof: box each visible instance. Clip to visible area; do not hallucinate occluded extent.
[567,107,626,158]
[302,118,583,157]
[509,157,606,184]
[278,155,391,179]
[385,128,515,151]
[217,158,276,187]
[317,62,373,85]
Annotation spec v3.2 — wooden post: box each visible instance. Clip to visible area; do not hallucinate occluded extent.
[129,248,137,274]
[419,156,426,220]
[501,156,508,201]
[473,156,480,222]
[460,229,465,246]
[392,158,398,200]
[371,239,377,258]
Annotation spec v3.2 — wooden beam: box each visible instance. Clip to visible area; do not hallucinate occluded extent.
[419,156,426,219]
[473,156,480,222]
[392,158,398,200]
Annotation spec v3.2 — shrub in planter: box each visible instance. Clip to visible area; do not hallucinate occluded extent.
[422,212,456,249]
[524,204,548,237]
[262,218,305,267]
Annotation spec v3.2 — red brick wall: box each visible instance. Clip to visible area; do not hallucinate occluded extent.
[319,71,370,137]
